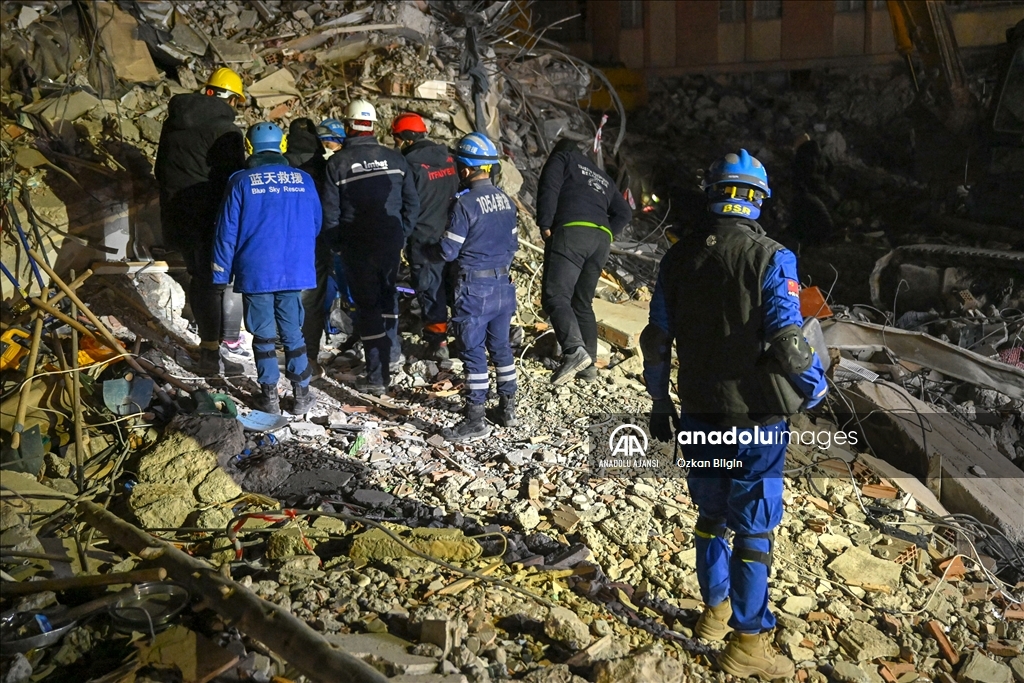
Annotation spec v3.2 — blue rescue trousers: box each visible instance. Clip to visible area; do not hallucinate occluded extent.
[681,412,787,634]
[243,291,310,388]
[452,272,517,404]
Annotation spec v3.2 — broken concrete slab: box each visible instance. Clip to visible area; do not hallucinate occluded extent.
[325,633,438,676]
[22,91,101,126]
[248,68,301,108]
[832,660,872,683]
[837,620,900,662]
[958,651,1012,683]
[845,380,1024,543]
[827,546,903,591]
[544,606,591,650]
[91,1,162,83]
[591,645,684,683]
[592,299,649,350]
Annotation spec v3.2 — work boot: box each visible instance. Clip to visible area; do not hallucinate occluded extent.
[718,631,795,681]
[291,383,316,414]
[576,365,599,382]
[551,347,592,385]
[251,383,280,415]
[442,403,491,442]
[356,377,387,396]
[498,394,517,428]
[428,339,449,361]
[695,599,733,641]
[196,347,221,376]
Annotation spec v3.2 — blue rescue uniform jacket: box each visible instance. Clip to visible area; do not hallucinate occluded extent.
[439,179,518,272]
[212,153,322,294]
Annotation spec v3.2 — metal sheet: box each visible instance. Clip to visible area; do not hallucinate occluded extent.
[823,320,1024,400]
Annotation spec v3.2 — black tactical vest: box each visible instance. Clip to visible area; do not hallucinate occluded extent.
[661,215,801,427]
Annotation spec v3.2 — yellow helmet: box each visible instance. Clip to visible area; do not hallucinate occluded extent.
[204,67,244,100]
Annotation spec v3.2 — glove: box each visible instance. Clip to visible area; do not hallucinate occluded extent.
[801,389,827,411]
[649,398,678,442]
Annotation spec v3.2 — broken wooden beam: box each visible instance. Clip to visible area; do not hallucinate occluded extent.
[77,501,389,683]
[2,568,166,596]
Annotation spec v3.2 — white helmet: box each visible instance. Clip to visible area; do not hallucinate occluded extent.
[344,99,377,131]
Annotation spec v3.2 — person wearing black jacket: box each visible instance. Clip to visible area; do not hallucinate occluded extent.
[285,118,333,377]
[155,67,247,376]
[537,138,632,384]
[321,100,420,394]
[391,112,460,360]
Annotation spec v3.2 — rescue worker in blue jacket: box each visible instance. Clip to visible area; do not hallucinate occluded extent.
[213,122,323,415]
[642,150,827,680]
[321,99,420,394]
[435,133,519,441]
[391,112,460,361]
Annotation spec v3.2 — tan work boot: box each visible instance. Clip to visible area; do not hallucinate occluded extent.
[695,599,733,641]
[719,631,796,680]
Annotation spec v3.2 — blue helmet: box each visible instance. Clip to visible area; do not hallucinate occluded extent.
[317,118,346,143]
[246,121,285,154]
[703,149,770,219]
[455,132,499,167]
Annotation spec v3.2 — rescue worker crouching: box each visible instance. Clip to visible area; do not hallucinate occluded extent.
[212,122,323,415]
[321,99,420,395]
[391,112,460,362]
[642,150,828,680]
[155,67,247,376]
[432,133,519,441]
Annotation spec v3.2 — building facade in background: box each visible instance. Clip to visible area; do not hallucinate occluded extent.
[535,0,1023,73]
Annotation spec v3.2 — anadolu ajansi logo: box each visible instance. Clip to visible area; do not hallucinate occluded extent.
[608,423,648,458]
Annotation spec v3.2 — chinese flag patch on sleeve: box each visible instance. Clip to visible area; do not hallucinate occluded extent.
[787,279,800,297]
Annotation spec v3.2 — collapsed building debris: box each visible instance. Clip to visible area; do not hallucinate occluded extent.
[2,1,1023,682]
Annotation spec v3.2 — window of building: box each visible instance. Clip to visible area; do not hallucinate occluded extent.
[836,0,866,11]
[946,0,1024,10]
[720,0,745,23]
[753,0,782,19]
[620,0,643,29]
[531,0,588,43]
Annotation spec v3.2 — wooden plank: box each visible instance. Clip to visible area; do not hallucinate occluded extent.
[592,298,650,349]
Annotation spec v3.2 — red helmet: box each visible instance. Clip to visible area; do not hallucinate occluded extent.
[391,112,427,136]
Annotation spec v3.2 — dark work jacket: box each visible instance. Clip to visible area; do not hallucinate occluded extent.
[659,215,792,427]
[402,139,459,245]
[284,128,327,195]
[322,135,420,252]
[155,92,245,250]
[536,148,632,238]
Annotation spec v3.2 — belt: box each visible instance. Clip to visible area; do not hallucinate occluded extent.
[561,221,614,240]
[462,266,510,280]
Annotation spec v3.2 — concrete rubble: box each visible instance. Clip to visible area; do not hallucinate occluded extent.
[2,1,1023,682]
